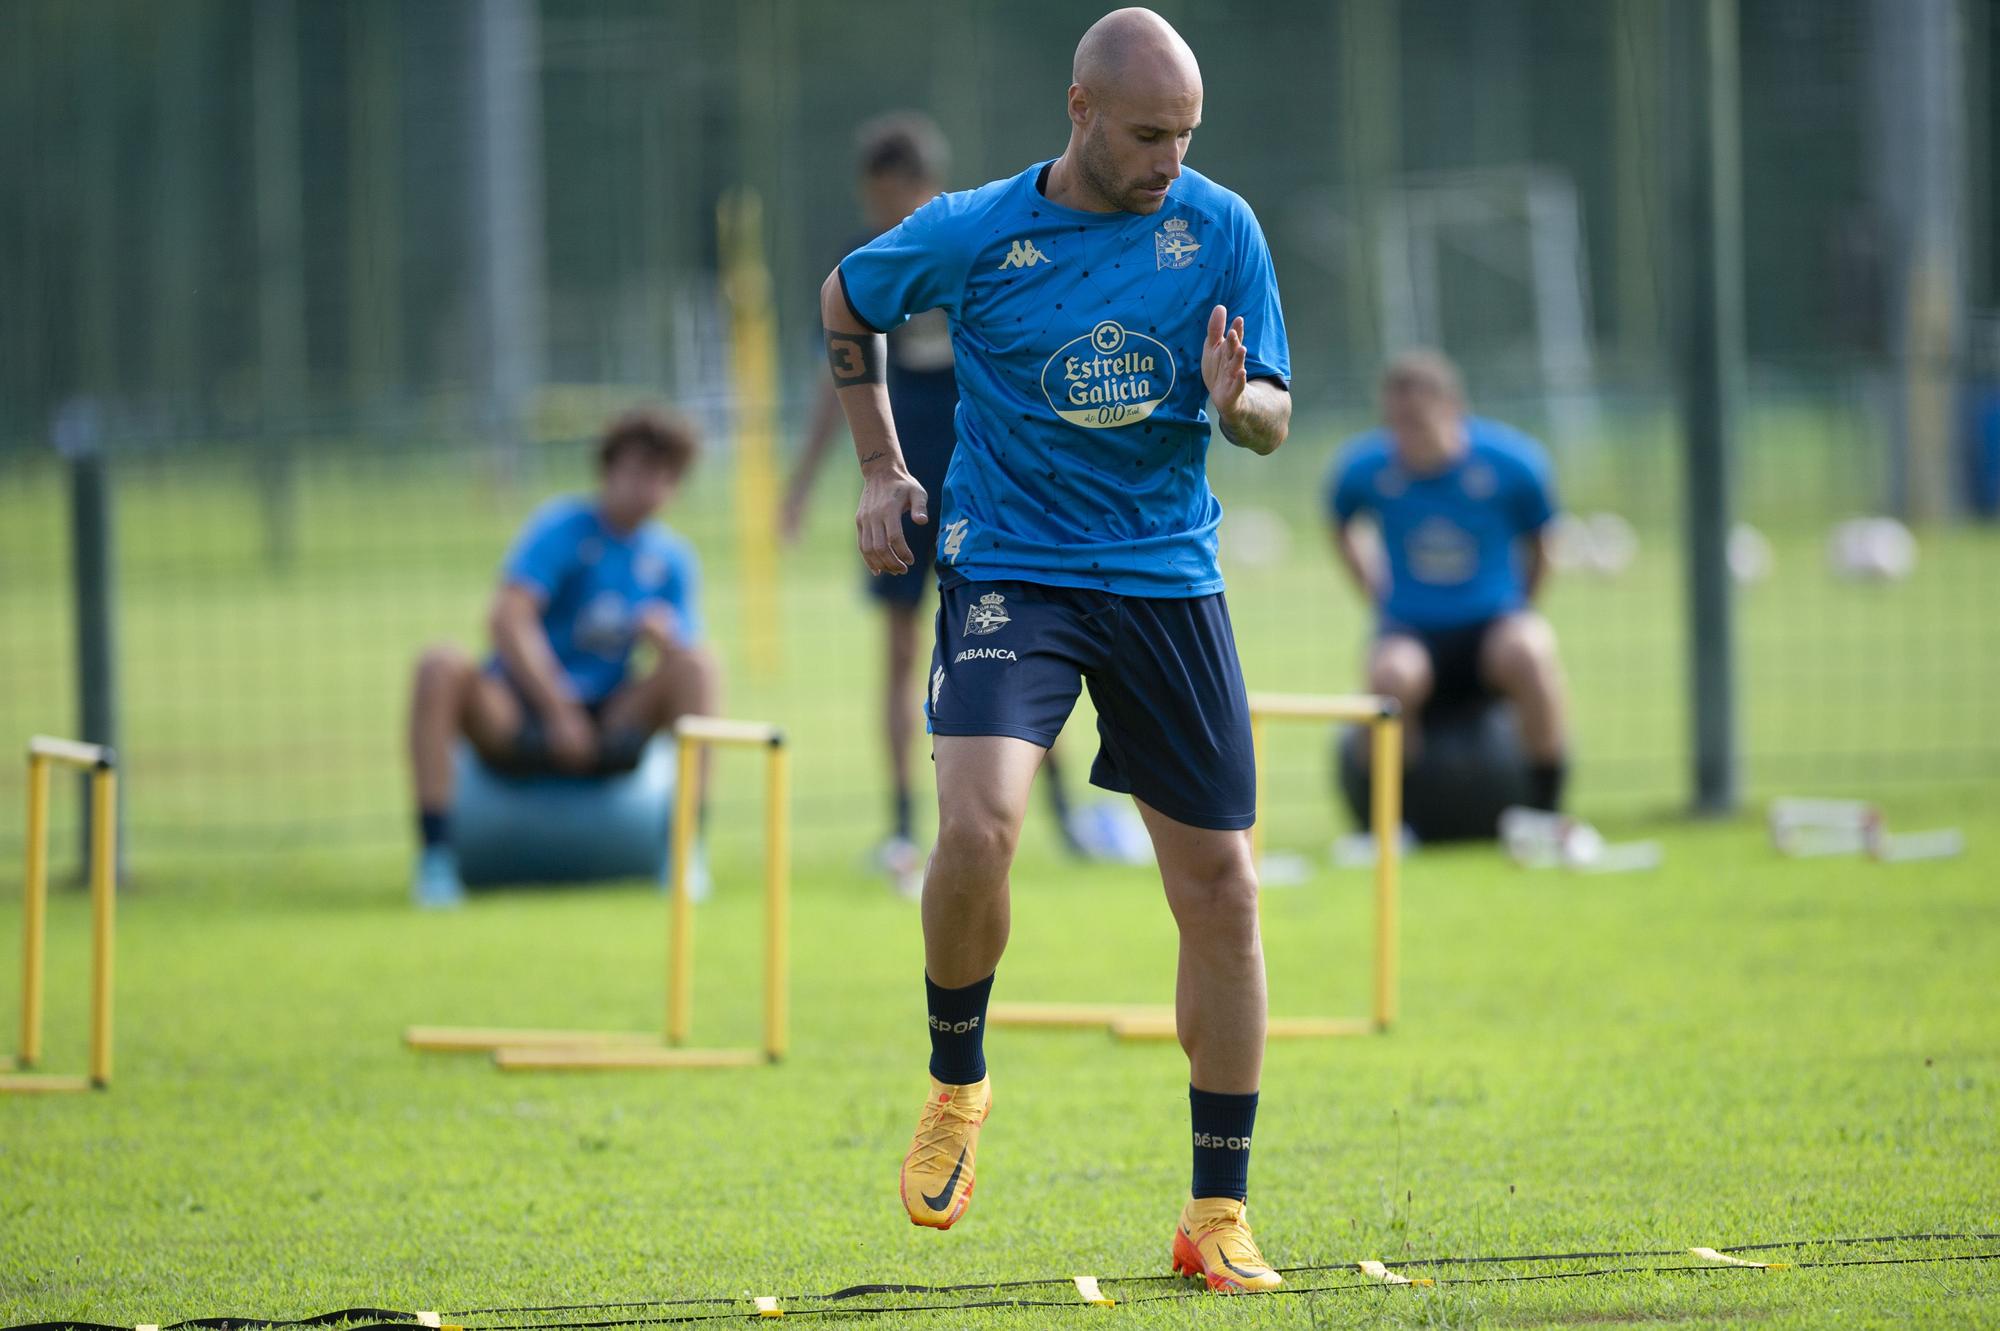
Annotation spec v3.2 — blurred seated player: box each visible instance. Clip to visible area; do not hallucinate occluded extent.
[1325,350,1570,810]
[781,112,1110,893]
[407,409,719,907]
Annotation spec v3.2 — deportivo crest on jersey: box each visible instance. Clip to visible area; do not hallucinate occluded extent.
[964,592,1011,636]
[997,238,1051,270]
[1040,319,1177,428]
[1155,217,1200,270]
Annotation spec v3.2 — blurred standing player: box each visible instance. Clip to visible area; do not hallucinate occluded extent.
[407,410,719,907]
[1326,350,1570,807]
[821,8,1291,1291]
[783,115,1108,895]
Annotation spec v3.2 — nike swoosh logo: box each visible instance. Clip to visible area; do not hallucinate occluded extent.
[1219,1247,1269,1280]
[920,1148,968,1212]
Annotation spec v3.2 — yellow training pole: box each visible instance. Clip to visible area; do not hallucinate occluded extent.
[1370,714,1402,1030]
[19,753,50,1068]
[87,767,117,1087]
[720,191,782,680]
[763,740,790,1061]
[667,736,701,1046]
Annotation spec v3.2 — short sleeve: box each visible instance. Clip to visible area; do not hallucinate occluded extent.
[838,195,970,333]
[1227,203,1291,389]
[1328,447,1371,524]
[501,502,581,602]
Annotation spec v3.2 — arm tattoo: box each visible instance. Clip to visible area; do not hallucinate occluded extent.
[825,329,887,386]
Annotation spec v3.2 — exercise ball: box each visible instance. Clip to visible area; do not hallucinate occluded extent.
[1335,695,1534,843]
[451,737,674,887]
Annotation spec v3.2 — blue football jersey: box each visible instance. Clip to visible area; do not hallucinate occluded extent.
[1326,418,1558,630]
[498,496,703,705]
[839,161,1290,597]
[842,227,960,458]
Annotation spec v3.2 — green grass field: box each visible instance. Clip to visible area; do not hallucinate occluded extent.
[2,414,1997,1327]
[3,781,1995,1327]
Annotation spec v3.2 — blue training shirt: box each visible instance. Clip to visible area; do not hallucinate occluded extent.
[498,496,703,706]
[839,161,1290,597]
[1326,418,1558,631]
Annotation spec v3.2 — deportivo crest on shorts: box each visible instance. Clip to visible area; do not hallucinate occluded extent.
[964,592,1011,636]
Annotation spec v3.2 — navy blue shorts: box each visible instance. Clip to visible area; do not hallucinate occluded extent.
[926,579,1256,832]
[1381,616,1501,704]
[867,434,954,610]
[482,664,642,775]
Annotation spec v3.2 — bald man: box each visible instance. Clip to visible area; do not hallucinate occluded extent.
[821,7,1290,1293]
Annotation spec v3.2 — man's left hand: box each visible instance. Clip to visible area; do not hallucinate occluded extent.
[1202,304,1248,423]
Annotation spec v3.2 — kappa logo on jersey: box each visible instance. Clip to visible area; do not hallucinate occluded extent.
[997,238,1052,270]
[1155,217,1201,270]
[940,517,970,562]
[964,592,1011,636]
[1041,319,1177,428]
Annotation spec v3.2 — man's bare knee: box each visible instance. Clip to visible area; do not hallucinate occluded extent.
[1156,825,1259,935]
[1168,861,1259,945]
[934,805,1019,876]
[1483,614,1559,690]
[1369,638,1432,705]
[632,643,720,729]
[415,645,473,696]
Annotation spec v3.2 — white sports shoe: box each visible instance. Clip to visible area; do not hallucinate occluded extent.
[1066,803,1153,865]
[876,836,926,901]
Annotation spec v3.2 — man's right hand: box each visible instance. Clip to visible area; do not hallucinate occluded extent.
[856,464,929,575]
[545,703,598,773]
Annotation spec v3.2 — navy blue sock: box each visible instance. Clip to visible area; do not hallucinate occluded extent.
[1189,1086,1259,1201]
[419,810,449,849]
[893,788,913,842]
[925,972,994,1085]
[1529,759,1568,813]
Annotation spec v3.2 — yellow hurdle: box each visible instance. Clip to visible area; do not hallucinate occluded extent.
[406,714,792,1071]
[4,736,118,1094]
[990,692,1402,1042]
